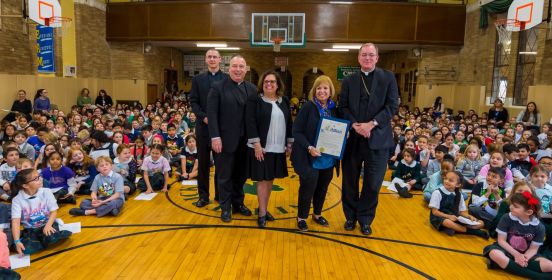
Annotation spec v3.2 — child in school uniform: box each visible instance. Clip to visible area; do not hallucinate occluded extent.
[112,144,137,196]
[488,181,536,238]
[423,156,455,203]
[0,148,18,201]
[41,151,76,204]
[14,131,34,160]
[427,145,449,178]
[10,169,72,255]
[137,144,170,193]
[484,192,552,278]
[511,143,538,178]
[456,144,485,190]
[69,156,125,217]
[392,148,422,198]
[429,171,488,239]
[179,134,198,181]
[469,167,506,228]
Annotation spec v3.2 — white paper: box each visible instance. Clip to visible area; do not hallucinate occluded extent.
[135,176,141,183]
[9,254,30,269]
[382,181,391,187]
[315,117,349,158]
[181,180,198,186]
[387,178,408,193]
[134,192,158,200]
[60,222,81,234]
[457,216,480,226]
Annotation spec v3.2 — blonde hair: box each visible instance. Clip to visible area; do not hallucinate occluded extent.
[463,144,481,160]
[308,75,335,101]
[94,156,113,167]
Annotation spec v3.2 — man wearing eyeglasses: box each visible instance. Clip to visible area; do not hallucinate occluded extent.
[189,49,227,207]
[207,55,256,222]
[338,43,399,235]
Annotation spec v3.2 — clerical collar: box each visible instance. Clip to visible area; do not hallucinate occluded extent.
[209,70,220,76]
[361,69,374,76]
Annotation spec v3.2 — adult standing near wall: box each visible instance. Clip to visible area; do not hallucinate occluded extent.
[515,101,541,132]
[77,88,93,108]
[2,90,33,122]
[246,70,293,228]
[487,98,509,129]
[95,89,113,111]
[338,43,399,235]
[189,49,227,207]
[33,89,51,115]
[207,55,256,222]
[432,96,445,119]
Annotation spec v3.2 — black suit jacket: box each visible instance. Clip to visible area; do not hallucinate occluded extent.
[338,68,399,149]
[207,78,257,153]
[291,101,338,176]
[246,95,293,147]
[189,70,229,139]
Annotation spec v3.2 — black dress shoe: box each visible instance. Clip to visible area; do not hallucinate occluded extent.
[194,199,210,208]
[360,224,372,235]
[221,210,232,222]
[258,216,267,228]
[312,215,329,227]
[233,204,252,216]
[266,211,275,221]
[344,220,356,231]
[297,220,308,232]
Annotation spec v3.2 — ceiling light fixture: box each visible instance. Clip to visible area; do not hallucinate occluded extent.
[518,51,537,55]
[332,43,362,49]
[216,47,240,50]
[329,1,353,4]
[196,42,227,48]
[323,48,349,52]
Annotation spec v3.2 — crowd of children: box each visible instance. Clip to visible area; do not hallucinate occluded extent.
[390,103,552,278]
[1,88,552,278]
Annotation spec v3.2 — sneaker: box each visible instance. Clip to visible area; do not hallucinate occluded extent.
[111,208,120,216]
[69,208,85,216]
[443,228,455,236]
[297,220,308,232]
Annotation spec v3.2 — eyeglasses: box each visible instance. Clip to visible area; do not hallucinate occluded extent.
[25,176,41,184]
[541,162,552,166]
[263,80,277,85]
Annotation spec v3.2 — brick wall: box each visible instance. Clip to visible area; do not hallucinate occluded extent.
[0,0,35,74]
[75,3,111,79]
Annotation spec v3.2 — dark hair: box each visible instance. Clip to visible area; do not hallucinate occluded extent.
[530,164,549,177]
[3,147,19,158]
[517,143,530,151]
[150,143,165,152]
[527,136,539,146]
[539,156,552,162]
[141,125,152,132]
[33,89,46,101]
[46,151,63,163]
[522,102,539,123]
[185,134,197,143]
[510,192,541,217]
[167,123,176,130]
[469,137,483,149]
[443,154,455,162]
[10,168,36,196]
[402,148,416,159]
[433,96,442,111]
[488,166,506,179]
[435,145,449,154]
[257,70,285,97]
[90,130,112,144]
[503,143,518,154]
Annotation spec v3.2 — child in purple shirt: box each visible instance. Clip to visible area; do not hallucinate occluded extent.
[41,151,76,204]
[137,144,170,193]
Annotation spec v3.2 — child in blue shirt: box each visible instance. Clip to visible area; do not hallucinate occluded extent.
[41,151,76,204]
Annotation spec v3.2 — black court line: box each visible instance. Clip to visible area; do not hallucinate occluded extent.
[79,223,482,257]
[30,224,435,279]
[165,181,343,221]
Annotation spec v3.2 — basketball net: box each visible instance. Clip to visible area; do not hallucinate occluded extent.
[495,19,525,50]
[273,38,282,52]
[44,16,73,37]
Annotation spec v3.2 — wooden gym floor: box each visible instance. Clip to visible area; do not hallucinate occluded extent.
[17,167,521,279]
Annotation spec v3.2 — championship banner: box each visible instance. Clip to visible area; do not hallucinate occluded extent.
[36,25,55,73]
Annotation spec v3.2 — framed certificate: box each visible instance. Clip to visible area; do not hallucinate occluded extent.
[313,116,351,160]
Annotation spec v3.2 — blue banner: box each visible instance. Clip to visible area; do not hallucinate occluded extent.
[36,25,55,73]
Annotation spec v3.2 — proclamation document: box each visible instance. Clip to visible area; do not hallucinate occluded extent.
[314,117,351,159]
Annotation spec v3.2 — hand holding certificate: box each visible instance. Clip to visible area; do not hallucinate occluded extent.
[314,117,351,160]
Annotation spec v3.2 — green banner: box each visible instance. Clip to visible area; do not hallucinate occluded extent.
[337,66,360,81]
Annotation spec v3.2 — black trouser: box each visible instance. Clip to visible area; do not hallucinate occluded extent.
[197,135,218,201]
[341,138,388,226]
[297,167,334,219]
[213,140,247,211]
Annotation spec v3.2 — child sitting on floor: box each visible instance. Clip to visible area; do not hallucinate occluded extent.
[469,167,506,228]
[137,144,170,193]
[69,156,125,217]
[392,148,422,198]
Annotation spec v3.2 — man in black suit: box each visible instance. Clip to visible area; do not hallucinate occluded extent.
[338,43,399,235]
[189,49,227,207]
[207,55,256,222]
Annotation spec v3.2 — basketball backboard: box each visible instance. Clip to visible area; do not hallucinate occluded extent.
[28,0,62,27]
[506,0,544,31]
[251,13,305,48]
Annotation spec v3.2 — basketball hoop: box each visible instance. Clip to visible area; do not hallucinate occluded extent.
[44,16,73,37]
[495,19,525,47]
[273,37,282,52]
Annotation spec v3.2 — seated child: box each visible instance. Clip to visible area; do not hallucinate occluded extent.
[484,192,552,278]
[478,151,515,190]
[429,171,488,239]
[10,169,72,255]
[69,156,125,217]
[130,135,148,168]
[529,165,552,218]
[511,143,538,179]
[41,151,76,204]
[423,155,454,203]
[14,131,34,160]
[392,148,422,198]
[0,148,18,201]
[113,144,137,196]
[0,231,21,278]
[179,134,198,181]
[427,145,449,178]
[488,181,535,238]
[66,147,98,195]
[456,144,485,190]
[469,167,506,227]
[137,144,170,193]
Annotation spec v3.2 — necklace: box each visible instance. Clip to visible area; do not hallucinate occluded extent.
[361,74,371,96]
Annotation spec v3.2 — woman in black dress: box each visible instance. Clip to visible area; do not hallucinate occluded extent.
[3,90,32,122]
[291,75,339,231]
[246,70,292,228]
[95,89,113,110]
[487,98,509,129]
